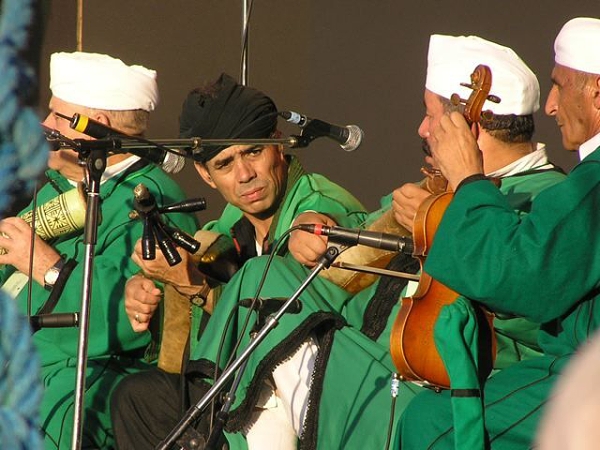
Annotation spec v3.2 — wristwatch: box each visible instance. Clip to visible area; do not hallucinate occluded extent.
[44,258,65,291]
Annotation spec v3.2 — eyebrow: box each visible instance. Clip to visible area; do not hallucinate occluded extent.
[211,145,263,166]
[211,154,234,167]
[241,145,262,153]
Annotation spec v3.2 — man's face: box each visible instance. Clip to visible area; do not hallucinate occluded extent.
[418,89,445,164]
[195,144,287,218]
[545,64,597,151]
[42,96,91,176]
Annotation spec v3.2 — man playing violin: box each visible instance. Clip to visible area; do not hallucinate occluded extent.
[145,35,566,450]
[398,17,600,449]
[289,34,565,450]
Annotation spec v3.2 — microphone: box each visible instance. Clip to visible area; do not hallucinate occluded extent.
[29,313,79,332]
[298,223,414,254]
[280,110,364,152]
[41,124,79,150]
[238,297,303,315]
[56,112,186,174]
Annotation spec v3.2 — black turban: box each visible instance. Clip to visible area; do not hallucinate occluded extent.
[179,73,278,163]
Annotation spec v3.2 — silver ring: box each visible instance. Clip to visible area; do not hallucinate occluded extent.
[134,313,141,323]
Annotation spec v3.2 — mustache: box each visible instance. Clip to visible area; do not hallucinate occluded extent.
[421,138,431,157]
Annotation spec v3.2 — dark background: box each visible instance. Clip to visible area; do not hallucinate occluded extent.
[36,2,599,222]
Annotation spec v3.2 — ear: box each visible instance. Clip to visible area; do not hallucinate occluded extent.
[474,123,488,147]
[474,122,485,140]
[92,111,111,126]
[275,143,285,160]
[593,75,600,110]
[194,163,217,189]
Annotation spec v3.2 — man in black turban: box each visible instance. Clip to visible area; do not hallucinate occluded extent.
[111,73,366,449]
[179,72,278,163]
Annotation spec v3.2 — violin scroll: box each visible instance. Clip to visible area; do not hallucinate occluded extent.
[449,64,501,125]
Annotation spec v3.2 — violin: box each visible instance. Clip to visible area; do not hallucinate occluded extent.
[319,169,451,293]
[389,65,499,389]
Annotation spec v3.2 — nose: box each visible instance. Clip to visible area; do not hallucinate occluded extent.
[545,85,558,117]
[234,158,255,182]
[42,112,53,127]
[418,116,429,139]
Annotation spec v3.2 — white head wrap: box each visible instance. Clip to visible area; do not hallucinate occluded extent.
[554,17,600,75]
[426,34,540,115]
[49,52,159,111]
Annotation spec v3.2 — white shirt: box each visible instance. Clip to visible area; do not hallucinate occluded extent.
[486,143,553,178]
[578,132,600,161]
[68,155,142,187]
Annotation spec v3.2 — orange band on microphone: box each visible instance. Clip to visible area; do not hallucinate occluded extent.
[313,223,324,235]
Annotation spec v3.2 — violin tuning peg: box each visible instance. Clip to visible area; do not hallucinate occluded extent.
[482,110,494,121]
[487,94,501,104]
[450,93,466,106]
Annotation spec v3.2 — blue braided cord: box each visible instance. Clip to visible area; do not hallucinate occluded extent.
[0,0,49,216]
[0,0,48,448]
[0,290,43,450]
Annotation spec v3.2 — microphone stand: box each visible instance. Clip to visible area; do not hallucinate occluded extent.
[156,244,344,450]
[44,122,314,158]
[71,141,115,450]
[240,0,250,86]
[117,136,311,155]
[203,356,248,450]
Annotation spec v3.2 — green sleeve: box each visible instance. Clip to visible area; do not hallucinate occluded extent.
[271,173,367,238]
[202,203,244,236]
[425,160,600,323]
[23,167,198,366]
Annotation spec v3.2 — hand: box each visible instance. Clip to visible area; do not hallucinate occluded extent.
[289,212,337,267]
[392,183,431,232]
[429,111,484,190]
[0,217,61,285]
[124,274,162,332]
[131,239,199,286]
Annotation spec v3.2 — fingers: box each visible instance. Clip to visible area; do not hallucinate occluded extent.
[0,218,61,280]
[130,312,150,333]
[392,183,430,231]
[428,112,484,190]
[290,238,328,267]
[0,216,32,232]
[0,217,31,249]
[124,275,162,332]
[290,212,335,266]
[448,110,470,127]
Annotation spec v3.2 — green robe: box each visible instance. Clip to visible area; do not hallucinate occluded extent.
[0,163,197,449]
[188,163,564,450]
[187,156,367,355]
[185,158,367,448]
[399,146,600,449]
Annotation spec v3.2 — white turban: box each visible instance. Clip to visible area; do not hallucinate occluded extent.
[49,52,159,112]
[425,34,539,115]
[554,17,600,75]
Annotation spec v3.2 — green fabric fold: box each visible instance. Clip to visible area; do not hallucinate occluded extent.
[434,297,486,450]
